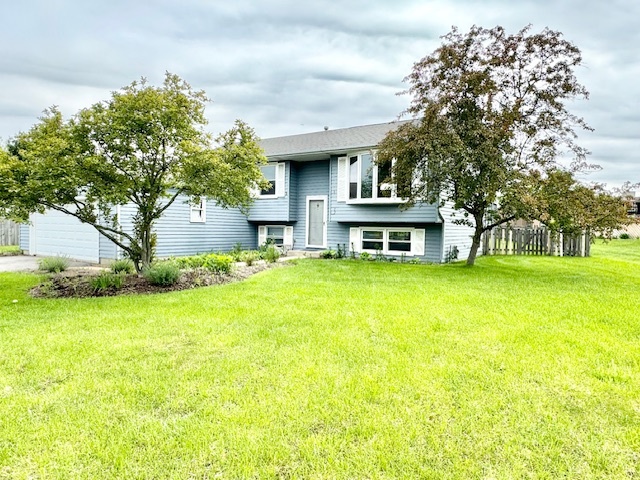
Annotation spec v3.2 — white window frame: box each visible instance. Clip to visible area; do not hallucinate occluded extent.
[190,198,206,223]
[305,195,328,248]
[343,151,401,204]
[258,163,285,199]
[353,226,424,256]
[258,225,294,248]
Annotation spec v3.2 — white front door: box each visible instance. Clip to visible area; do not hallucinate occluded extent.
[306,196,327,248]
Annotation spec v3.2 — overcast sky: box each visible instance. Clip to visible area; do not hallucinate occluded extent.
[1,0,637,188]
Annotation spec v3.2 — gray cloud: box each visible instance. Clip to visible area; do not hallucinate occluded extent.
[0,0,637,188]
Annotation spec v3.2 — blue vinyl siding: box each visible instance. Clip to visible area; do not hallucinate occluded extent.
[439,201,476,261]
[117,196,255,257]
[247,162,293,222]
[288,162,298,222]
[99,234,117,261]
[19,224,29,251]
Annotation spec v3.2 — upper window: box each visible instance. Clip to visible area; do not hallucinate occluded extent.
[257,163,285,198]
[260,165,277,196]
[347,152,397,201]
[190,198,206,223]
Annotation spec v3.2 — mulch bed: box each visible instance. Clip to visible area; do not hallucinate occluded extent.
[31,262,285,298]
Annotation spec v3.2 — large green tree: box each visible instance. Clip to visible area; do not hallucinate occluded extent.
[0,73,267,271]
[526,169,634,239]
[378,25,592,265]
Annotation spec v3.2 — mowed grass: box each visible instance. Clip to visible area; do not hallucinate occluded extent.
[1,241,639,479]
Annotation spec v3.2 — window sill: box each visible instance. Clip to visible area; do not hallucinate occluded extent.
[257,195,282,200]
[345,198,406,205]
[361,249,415,256]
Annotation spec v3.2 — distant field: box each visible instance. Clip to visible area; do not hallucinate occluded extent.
[0,240,638,478]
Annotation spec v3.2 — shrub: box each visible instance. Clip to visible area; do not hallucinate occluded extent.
[110,258,135,274]
[91,272,125,292]
[359,252,371,261]
[38,256,70,273]
[143,262,181,286]
[202,253,234,274]
[229,242,244,261]
[239,250,259,266]
[619,233,630,239]
[262,245,281,263]
[320,249,336,259]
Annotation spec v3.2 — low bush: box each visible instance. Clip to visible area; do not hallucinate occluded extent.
[172,253,234,274]
[38,256,70,273]
[320,249,337,259]
[619,233,630,239]
[110,259,135,274]
[91,272,126,292]
[202,254,234,274]
[143,262,181,286]
[359,252,371,261]
[261,245,281,263]
[239,250,259,266]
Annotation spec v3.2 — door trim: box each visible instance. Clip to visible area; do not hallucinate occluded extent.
[305,195,327,248]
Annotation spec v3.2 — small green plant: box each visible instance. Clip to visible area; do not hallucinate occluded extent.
[619,233,630,239]
[143,262,181,286]
[262,245,281,263]
[320,249,336,259]
[359,252,371,261]
[409,257,422,265]
[91,272,125,292]
[336,244,346,259]
[230,242,244,261]
[38,256,70,273]
[445,245,459,263]
[110,258,135,274]
[350,243,357,260]
[375,249,387,262]
[239,250,259,266]
[202,254,234,274]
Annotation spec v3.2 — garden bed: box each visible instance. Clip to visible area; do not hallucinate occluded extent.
[31,262,285,298]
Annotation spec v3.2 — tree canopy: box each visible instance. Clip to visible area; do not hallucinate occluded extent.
[0,73,267,271]
[378,25,609,265]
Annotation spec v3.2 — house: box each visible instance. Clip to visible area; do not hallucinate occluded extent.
[19,121,475,262]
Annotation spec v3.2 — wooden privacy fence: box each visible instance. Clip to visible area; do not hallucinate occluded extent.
[482,226,591,257]
[0,220,20,246]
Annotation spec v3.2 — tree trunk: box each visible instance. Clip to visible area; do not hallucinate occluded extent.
[466,215,485,266]
[140,222,154,271]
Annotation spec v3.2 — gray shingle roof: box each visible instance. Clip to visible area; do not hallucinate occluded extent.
[259,120,412,159]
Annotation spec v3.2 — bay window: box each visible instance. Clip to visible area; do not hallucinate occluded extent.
[341,152,397,202]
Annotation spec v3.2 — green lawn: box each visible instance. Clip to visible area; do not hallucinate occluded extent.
[1,241,639,479]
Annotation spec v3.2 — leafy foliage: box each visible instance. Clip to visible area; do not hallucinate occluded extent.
[524,169,632,238]
[378,25,592,265]
[110,259,135,274]
[0,73,267,272]
[38,256,70,273]
[91,272,126,292]
[173,253,234,274]
[239,250,259,266]
[143,262,181,286]
[261,244,281,263]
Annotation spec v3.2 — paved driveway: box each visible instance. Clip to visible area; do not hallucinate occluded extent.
[0,255,92,272]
